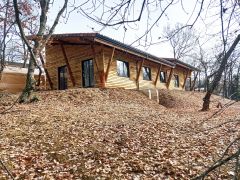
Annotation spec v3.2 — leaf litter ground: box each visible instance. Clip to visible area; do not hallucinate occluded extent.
[0,88,239,179]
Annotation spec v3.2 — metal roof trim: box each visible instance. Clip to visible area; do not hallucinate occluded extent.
[94,34,175,67]
[161,58,201,72]
[30,33,199,70]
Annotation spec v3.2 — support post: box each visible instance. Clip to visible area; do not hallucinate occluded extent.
[148,89,152,99]
[154,64,162,86]
[105,47,115,81]
[166,68,174,89]
[39,53,53,90]
[136,60,144,89]
[91,44,105,88]
[156,89,159,103]
[60,44,76,87]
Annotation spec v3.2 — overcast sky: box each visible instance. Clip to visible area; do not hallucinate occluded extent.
[48,0,228,59]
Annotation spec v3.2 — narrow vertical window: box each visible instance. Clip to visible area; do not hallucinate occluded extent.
[117,60,130,77]
[174,74,179,87]
[58,65,68,90]
[142,66,151,80]
[160,71,166,83]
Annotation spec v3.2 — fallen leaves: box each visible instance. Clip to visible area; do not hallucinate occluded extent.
[0,88,239,179]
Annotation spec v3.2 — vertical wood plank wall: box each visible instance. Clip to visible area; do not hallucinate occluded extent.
[45,44,191,90]
[46,44,103,89]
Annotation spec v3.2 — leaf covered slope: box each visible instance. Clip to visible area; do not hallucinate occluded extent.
[0,88,239,179]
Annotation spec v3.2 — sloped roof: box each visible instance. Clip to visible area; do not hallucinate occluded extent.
[162,58,200,72]
[30,33,200,71]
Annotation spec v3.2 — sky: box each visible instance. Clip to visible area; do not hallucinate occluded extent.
[48,0,226,59]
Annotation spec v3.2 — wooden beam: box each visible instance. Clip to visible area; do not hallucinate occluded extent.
[166,68,174,89]
[91,44,100,72]
[182,69,190,89]
[60,44,76,87]
[91,44,105,87]
[39,53,53,90]
[154,64,162,86]
[105,47,115,81]
[136,60,144,89]
[191,71,199,91]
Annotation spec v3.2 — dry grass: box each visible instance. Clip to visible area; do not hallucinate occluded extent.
[0,88,239,179]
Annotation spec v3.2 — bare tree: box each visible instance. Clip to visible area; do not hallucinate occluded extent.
[163,24,199,60]
[0,0,38,78]
[13,0,69,103]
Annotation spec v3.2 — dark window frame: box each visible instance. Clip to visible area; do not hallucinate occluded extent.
[160,71,166,83]
[116,60,130,78]
[58,65,68,90]
[174,74,180,87]
[142,66,152,81]
[82,59,95,88]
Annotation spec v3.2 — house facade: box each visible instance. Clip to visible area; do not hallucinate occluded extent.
[41,33,199,91]
[0,62,45,93]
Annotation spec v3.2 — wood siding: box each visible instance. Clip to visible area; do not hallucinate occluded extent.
[45,44,191,90]
[0,72,45,93]
[46,44,104,89]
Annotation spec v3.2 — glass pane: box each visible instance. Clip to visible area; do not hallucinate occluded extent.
[143,67,151,80]
[117,60,129,77]
[83,59,94,87]
[174,75,179,87]
[160,71,166,83]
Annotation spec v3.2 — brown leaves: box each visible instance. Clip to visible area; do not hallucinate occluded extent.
[0,88,239,179]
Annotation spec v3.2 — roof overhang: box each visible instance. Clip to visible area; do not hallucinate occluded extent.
[28,33,175,68]
[27,33,200,71]
[162,58,201,72]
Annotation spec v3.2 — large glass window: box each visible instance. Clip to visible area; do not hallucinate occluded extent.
[82,59,95,87]
[174,74,180,87]
[160,71,166,83]
[142,66,151,80]
[117,60,130,77]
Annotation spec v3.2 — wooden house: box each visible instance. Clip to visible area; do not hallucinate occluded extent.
[36,33,199,91]
[0,62,45,93]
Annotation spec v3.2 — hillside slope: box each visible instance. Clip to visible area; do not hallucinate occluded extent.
[0,89,239,179]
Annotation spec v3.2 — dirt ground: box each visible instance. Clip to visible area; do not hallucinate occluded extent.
[0,88,239,179]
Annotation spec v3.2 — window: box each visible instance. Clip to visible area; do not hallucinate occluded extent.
[160,71,166,83]
[82,59,95,87]
[142,66,151,80]
[174,74,180,87]
[58,65,68,90]
[117,60,130,77]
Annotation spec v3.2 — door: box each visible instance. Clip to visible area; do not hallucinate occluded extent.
[82,59,95,87]
[58,65,68,90]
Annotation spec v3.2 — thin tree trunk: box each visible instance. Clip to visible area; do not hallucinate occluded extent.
[202,34,240,111]
[0,0,10,80]
[223,69,227,97]
[19,53,36,102]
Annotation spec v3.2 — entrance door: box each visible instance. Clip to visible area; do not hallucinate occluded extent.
[82,59,94,87]
[58,65,68,90]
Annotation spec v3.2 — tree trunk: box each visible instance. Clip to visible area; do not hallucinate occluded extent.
[202,34,240,111]
[19,54,36,103]
[0,0,10,80]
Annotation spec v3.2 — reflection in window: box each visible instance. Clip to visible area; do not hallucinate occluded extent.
[142,66,151,80]
[160,71,166,83]
[174,74,179,87]
[117,60,129,77]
